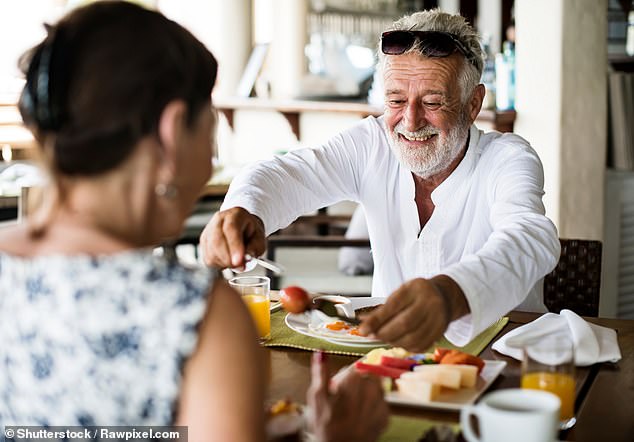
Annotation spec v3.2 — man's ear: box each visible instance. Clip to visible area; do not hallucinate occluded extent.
[157,100,187,169]
[468,84,486,124]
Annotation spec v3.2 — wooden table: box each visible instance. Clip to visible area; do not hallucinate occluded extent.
[264,311,634,442]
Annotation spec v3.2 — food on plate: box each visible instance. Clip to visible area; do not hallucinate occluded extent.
[354,347,486,402]
[408,364,479,389]
[396,376,441,402]
[325,321,350,331]
[266,398,304,441]
[354,361,409,379]
[405,365,462,389]
[437,349,485,374]
[280,286,311,314]
[308,320,373,341]
[268,398,301,417]
[380,355,418,370]
[322,320,365,337]
[363,347,411,365]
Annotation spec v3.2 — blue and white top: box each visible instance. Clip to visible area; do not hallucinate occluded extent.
[0,250,214,426]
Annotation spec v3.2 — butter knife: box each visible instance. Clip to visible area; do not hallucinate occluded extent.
[312,297,361,325]
[244,254,286,275]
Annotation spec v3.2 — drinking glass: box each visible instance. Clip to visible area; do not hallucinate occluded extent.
[521,333,576,430]
[229,276,271,342]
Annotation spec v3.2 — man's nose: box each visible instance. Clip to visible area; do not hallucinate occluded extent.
[402,103,427,132]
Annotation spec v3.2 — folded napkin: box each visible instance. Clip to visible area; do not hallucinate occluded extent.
[492,309,622,366]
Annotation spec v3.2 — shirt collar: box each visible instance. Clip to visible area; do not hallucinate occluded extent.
[430,125,482,205]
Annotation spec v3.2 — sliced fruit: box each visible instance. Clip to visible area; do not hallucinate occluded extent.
[404,365,461,389]
[395,377,441,402]
[379,355,417,370]
[439,350,485,374]
[354,361,408,379]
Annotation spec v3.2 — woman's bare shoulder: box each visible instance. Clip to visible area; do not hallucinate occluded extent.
[0,224,35,255]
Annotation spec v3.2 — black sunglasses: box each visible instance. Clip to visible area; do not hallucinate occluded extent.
[381,30,477,69]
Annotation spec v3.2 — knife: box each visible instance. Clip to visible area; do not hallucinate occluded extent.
[244,254,286,275]
[312,297,361,325]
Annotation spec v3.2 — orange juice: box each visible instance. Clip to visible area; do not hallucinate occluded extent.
[521,372,575,420]
[243,294,271,340]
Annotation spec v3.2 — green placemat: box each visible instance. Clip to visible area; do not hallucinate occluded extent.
[379,415,459,442]
[264,310,508,357]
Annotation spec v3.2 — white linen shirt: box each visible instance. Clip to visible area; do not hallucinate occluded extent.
[222,116,560,346]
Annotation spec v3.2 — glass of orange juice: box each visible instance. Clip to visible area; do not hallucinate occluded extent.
[229,276,271,342]
[521,333,576,430]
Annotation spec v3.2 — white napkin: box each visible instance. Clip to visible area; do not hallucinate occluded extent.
[492,309,622,366]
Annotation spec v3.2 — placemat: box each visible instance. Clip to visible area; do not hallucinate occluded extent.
[379,416,459,442]
[264,310,508,357]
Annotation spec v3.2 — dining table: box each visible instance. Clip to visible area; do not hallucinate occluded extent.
[263,310,634,442]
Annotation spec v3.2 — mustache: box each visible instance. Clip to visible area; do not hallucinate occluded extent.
[393,122,441,139]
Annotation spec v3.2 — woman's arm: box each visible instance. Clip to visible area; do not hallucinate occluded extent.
[176,279,266,442]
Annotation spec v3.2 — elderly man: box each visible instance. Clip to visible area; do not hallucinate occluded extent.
[201,9,560,351]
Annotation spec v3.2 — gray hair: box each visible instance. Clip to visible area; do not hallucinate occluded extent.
[377,9,484,104]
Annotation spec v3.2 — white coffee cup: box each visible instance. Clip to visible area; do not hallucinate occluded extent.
[460,389,560,442]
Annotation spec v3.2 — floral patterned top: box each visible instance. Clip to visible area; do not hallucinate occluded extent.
[0,250,215,426]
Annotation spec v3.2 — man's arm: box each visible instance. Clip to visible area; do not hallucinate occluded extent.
[442,138,560,345]
[362,136,559,351]
[201,118,378,268]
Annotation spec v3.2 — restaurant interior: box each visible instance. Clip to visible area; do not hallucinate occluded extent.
[0,0,633,441]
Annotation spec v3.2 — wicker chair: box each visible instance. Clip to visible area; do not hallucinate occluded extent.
[543,239,602,317]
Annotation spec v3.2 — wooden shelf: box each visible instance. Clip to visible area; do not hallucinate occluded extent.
[214,97,516,138]
[609,54,634,72]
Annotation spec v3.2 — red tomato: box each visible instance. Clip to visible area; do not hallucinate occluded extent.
[280,286,311,314]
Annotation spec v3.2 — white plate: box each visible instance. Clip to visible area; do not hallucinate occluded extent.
[285,312,386,348]
[385,360,507,410]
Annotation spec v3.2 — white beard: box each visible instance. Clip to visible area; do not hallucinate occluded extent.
[387,112,471,179]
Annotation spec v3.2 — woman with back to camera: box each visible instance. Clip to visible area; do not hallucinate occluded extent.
[0,2,388,440]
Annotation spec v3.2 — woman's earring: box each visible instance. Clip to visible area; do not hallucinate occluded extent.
[155,182,179,199]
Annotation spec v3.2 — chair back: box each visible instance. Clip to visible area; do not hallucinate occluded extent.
[543,239,602,317]
[18,185,44,222]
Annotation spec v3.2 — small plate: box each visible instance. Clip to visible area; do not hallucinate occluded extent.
[384,360,507,410]
[285,312,386,348]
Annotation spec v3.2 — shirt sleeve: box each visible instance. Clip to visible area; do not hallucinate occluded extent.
[220,117,377,235]
[442,135,561,346]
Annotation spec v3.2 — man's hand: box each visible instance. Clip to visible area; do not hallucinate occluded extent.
[199,207,266,269]
[359,275,469,352]
[307,351,388,442]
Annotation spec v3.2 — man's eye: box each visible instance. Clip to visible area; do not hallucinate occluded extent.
[424,102,441,107]
[388,99,405,105]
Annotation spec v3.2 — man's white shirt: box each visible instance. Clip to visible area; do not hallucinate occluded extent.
[221,116,560,346]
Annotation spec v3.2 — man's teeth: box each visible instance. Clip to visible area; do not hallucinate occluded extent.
[401,133,436,141]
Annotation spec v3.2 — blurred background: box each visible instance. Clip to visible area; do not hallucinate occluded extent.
[1,0,633,318]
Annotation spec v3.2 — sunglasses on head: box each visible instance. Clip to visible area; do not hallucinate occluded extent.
[381,30,476,68]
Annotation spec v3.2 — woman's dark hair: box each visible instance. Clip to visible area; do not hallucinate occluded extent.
[18,0,218,176]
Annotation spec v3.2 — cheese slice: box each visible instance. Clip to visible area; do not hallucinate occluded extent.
[395,377,441,402]
[444,364,478,388]
[405,365,461,389]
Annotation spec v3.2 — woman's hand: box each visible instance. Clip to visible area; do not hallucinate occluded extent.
[307,351,389,442]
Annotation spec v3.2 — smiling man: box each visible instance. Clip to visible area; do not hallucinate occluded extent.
[201,9,560,351]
